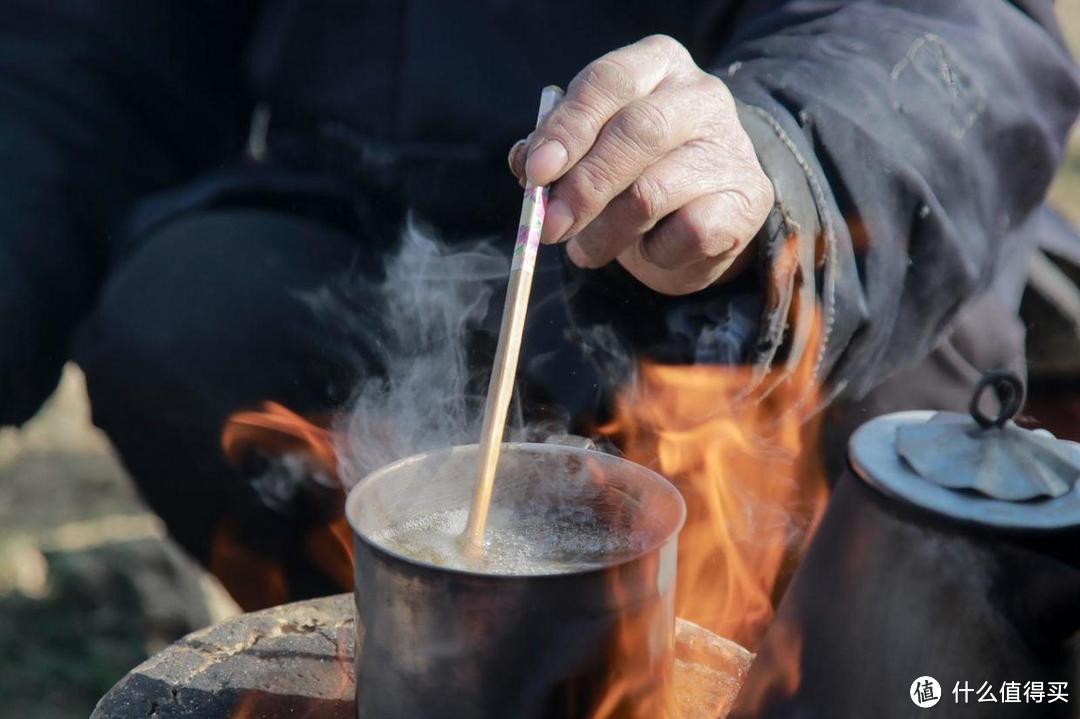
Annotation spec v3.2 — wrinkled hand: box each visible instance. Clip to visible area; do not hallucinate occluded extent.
[509,35,773,296]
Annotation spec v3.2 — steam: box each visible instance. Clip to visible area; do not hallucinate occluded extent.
[328,219,511,486]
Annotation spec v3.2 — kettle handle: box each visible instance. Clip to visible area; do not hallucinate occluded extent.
[969,370,1024,429]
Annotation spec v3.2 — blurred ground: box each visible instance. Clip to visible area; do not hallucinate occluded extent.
[2,6,1080,718]
[0,367,239,719]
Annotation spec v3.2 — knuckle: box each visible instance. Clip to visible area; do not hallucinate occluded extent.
[576,157,619,197]
[674,210,714,257]
[644,34,686,59]
[732,168,774,223]
[727,189,757,224]
[560,165,611,217]
[702,71,733,100]
[753,174,776,217]
[611,101,670,153]
[643,228,682,269]
[544,101,600,147]
[718,86,737,117]
[702,74,736,114]
[580,58,637,102]
[626,175,667,221]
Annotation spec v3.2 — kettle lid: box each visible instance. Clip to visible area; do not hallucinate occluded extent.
[849,372,1080,530]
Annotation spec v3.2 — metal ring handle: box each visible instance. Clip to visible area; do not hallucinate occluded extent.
[969,370,1024,429]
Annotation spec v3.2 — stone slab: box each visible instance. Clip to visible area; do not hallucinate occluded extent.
[92,594,751,718]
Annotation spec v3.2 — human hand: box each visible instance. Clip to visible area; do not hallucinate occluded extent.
[508,35,773,296]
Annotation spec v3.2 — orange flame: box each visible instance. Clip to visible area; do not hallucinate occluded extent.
[587,548,676,719]
[215,402,354,610]
[592,307,828,715]
[223,401,337,477]
[216,280,826,716]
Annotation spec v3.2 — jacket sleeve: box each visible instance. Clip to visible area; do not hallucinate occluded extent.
[709,0,1080,403]
[0,1,255,425]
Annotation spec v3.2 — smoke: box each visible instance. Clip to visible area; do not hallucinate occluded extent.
[327,219,512,486]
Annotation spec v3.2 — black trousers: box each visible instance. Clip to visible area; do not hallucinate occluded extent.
[74,208,604,607]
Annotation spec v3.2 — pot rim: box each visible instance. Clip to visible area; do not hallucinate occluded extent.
[344,441,687,579]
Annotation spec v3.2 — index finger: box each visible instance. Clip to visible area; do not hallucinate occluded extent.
[525,34,688,186]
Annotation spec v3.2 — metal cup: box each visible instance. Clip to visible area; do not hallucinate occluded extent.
[344,442,686,719]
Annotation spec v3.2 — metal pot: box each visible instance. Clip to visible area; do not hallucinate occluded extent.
[731,373,1080,718]
[344,442,687,719]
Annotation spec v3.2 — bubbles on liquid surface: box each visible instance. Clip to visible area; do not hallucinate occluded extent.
[370,506,648,575]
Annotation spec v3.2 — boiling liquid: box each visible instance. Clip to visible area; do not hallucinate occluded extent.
[371,506,644,575]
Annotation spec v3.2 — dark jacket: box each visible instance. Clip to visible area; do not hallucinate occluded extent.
[1,0,1077,425]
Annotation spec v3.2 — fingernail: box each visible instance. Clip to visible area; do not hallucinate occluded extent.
[508,138,528,181]
[526,140,568,186]
[541,198,574,244]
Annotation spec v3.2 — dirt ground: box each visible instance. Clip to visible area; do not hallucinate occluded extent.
[0,367,240,718]
[2,7,1080,718]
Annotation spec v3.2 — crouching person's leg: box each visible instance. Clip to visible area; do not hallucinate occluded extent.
[75,210,383,609]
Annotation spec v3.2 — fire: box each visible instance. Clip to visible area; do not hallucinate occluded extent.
[587,547,676,719]
[209,518,289,611]
[593,313,828,715]
[601,361,827,647]
[214,304,826,715]
[223,401,338,477]
[215,402,354,610]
